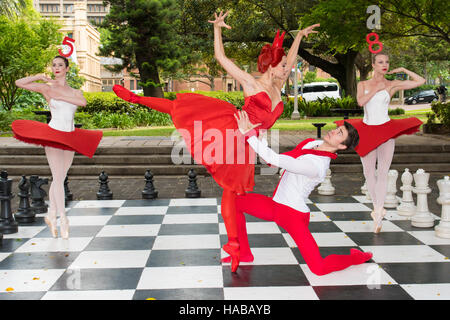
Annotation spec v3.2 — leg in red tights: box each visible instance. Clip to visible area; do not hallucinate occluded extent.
[235,194,372,276]
[221,189,240,272]
[113,85,173,114]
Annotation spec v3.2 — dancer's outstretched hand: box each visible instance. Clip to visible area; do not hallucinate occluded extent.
[387,67,406,74]
[300,23,320,38]
[234,110,261,134]
[208,10,231,29]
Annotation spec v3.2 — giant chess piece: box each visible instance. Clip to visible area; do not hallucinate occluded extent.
[142,170,158,199]
[361,179,371,200]
[14,175,35,223]
[0,170,18,234]
[435,176,450,238]
[397,168,416,217]
[29,175,48,214]
[185,168,201,198]
[318,169,335,195]
[64,175,73,204]
[384,169,399,208]
[411,169,435,228]
[97,171,113,200]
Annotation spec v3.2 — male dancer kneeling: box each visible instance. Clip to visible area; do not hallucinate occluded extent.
[229,111,373,276]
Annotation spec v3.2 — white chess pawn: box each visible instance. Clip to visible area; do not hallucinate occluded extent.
[397,168,416,216]
[435,176,450,238]
[411,169,435,228]
[318,168,335,195]
[384,169,399,208]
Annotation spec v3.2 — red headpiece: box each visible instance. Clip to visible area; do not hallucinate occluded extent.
[257,30,286,73]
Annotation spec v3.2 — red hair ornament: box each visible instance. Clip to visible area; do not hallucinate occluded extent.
[257,30,286,73]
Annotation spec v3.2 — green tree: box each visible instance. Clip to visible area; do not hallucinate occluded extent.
[0,14,62,110]
[99,0,191,98]
[0,0,27,18]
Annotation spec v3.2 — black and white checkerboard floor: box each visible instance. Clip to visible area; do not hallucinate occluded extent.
[0,195,449,300]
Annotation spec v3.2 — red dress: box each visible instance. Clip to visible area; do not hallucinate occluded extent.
[171,91,284,193]
[11,99,102,158]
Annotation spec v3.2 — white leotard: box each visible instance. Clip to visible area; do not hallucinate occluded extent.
[48,99,77,132]
[363,89,391,125]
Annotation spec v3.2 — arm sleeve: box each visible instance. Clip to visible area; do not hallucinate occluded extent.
[247,136,322,178]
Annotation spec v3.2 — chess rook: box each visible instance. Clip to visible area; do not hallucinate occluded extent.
[384,169,399,208]
[411,169,435,228]
[435,176,450,238]
[397,168,416,217]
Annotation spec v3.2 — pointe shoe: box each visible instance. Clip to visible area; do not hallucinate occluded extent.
[223,240,240,272]
[44,215,58,238]
[112,85,141,104]
[373,208,386,234]
[59,216,70,239]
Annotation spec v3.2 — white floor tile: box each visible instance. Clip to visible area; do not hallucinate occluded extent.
[360,245,449,263]
[408,231,450,245]
[137,266,223,289]
[221,247,298,266]
[152,235,220,250]
[65,216,111,226]
[315,203,372,212]
[0,269,65,292]
[219,222,280,235]
[69,250,151,269]
[224,286,319,300]
[301,263,396,287]
[115,206,167,216]
[352,195,372,203]
[15,237,92,253]
[309,211,331,222]
[42,289,135,300]
[73,200,125,208]
[169,198,217,206]
[401,283,450,300]
[96,224,160,237]
[333,220,403,233]
[3,226,46,239]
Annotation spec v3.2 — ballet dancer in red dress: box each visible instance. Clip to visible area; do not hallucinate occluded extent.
[336,52,425,233]
[112,11,320,272]
[232,110,372,275]
[12,56,103,239]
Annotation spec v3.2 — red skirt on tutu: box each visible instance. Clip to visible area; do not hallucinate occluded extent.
[11,120,103,158]
[171,93,257,194]
[335,117,423,157]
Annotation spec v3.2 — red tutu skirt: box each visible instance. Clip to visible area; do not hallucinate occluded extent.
[12,120,103,158]
[171,93,256,194]
[335,117,422,157]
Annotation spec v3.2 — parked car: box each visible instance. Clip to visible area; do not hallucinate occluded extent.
[404,90,438,105]
[287,82,341,102]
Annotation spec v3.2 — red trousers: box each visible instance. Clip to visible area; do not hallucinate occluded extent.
[235,193,371,276]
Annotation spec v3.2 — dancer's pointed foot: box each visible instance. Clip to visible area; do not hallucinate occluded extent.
[350,248,373,264]
[223,240,240,272]
[221,253,254,263]
[60,216,70,240]
[112,85,141,104]
[373,208,386,233]
[44,215,58,238]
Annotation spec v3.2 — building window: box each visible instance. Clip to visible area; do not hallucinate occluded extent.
[130,80,135,90]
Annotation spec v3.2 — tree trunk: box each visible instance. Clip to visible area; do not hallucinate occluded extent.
[135,53,164,98]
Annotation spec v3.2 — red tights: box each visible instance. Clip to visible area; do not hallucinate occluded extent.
[234,193,372,276]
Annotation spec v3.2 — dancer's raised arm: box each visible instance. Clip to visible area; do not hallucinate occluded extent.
[209,11,255,91]
[388,67,426,94]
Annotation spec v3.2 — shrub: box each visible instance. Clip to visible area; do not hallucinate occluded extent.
[388,108,406,115]
[430,101,450,128]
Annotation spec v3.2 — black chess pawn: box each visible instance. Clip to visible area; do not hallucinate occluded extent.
[64,175,73,204]
[0,170,18,234]
[30,175,48,213]
[14,175,36,223]
[97,171,113,200]
[142,170,158,199]
[185,168,201,198]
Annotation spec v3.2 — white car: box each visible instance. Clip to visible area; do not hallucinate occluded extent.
[289,82,341,102]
